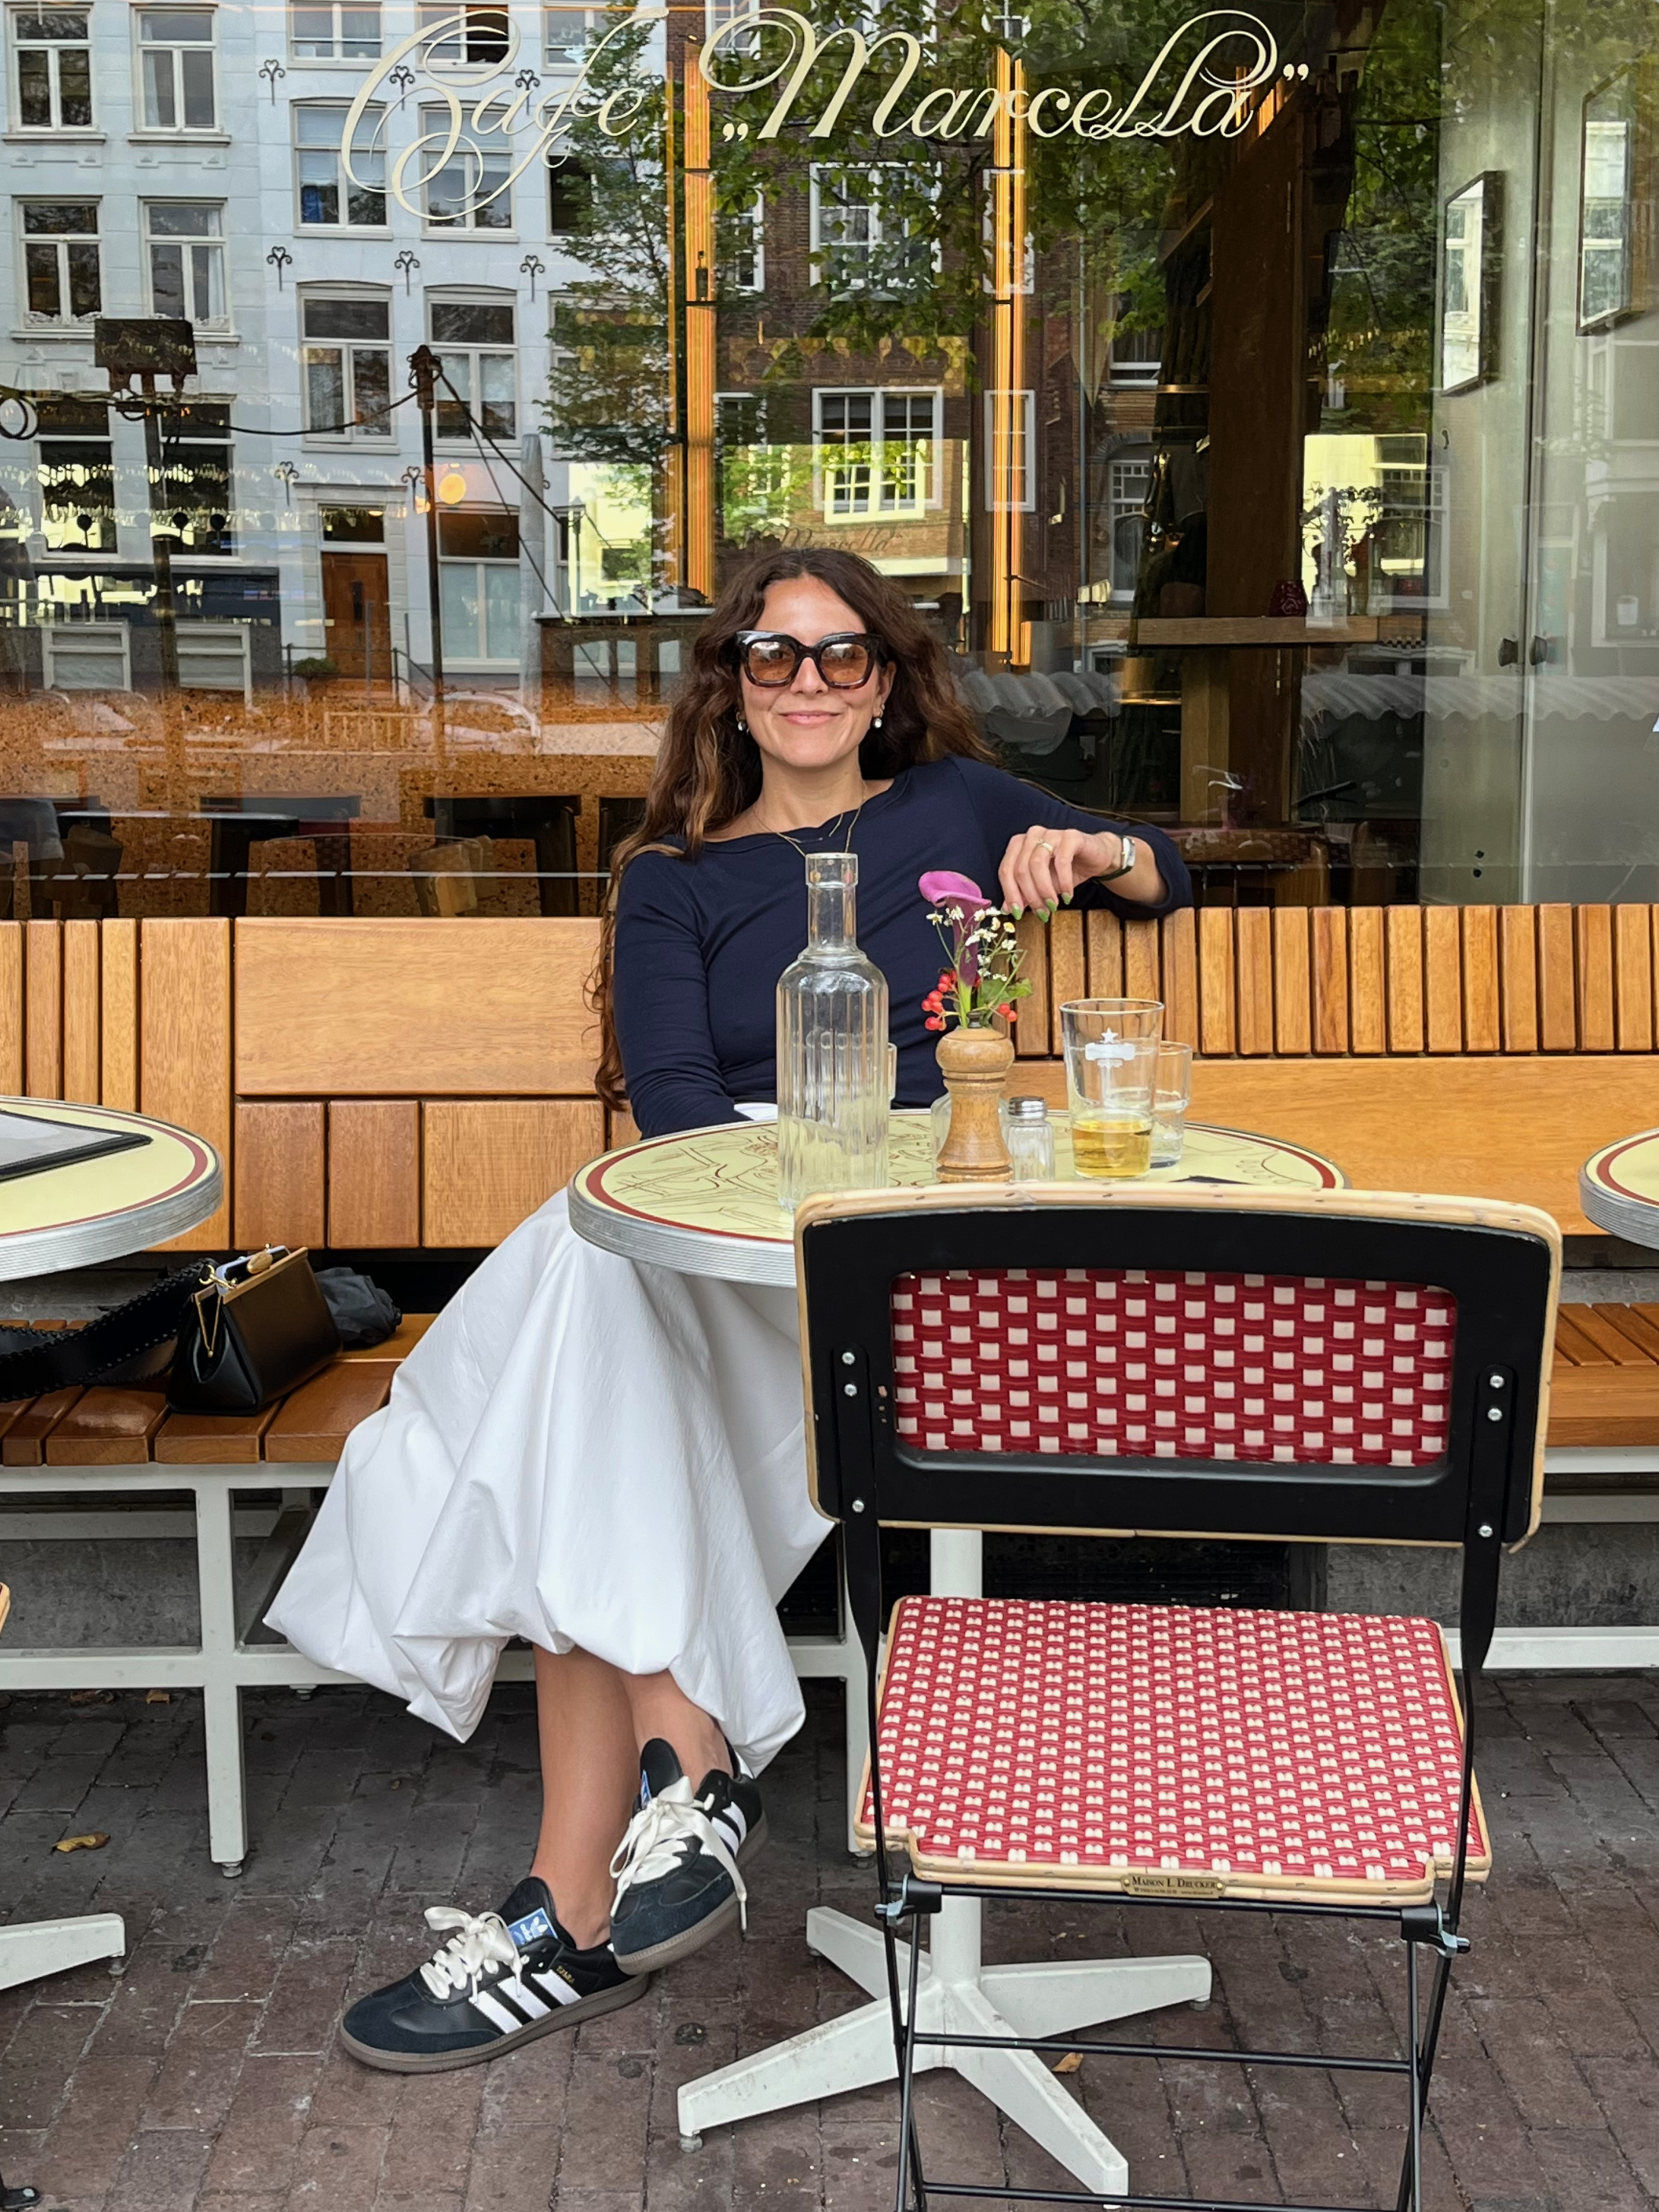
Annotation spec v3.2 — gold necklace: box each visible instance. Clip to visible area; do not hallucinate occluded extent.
[761,798,864,862]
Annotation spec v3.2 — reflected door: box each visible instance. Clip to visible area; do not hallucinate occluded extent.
[321,551,391,682]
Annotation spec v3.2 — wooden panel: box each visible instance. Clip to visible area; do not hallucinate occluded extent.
[45,1388,169,1465]
[235,918,603,1095]
[423,1100,606,1247]
[606,1106,641,1152]
[1347,909,1385,1054]
[1554,1311,1611,1365]
[340,1313,435,1362]
[1575,903,1615,1052]
[1383,907,1423,1053]
[1183,1053,1659,1236]
[1563,1305,1653,1366]
[1600,1303,1659,1359]
[1014,911,1049,1059]
[328,1100,421,1248]
[1047,910,1085,1055]
[1271,910,1310,1056]
[1233,910,1274,1055]
[2,1388,82,1466]
[1461,907,1500,1055]
[1423,907,1461,1054]
[234,1102,325,1249]
[1160,907,1198,1049]
[1123,920,1160,1006]
[1309,908,1348,1055]
[61,921,99,1104]
[1614,904,1654,1052]
[264,1360,397,1462]
[140,919,231,1248]
[1536,904,1576,1050]
[1197,908,1235,1055]
[1547,1362,1659,1448]
[24,920,60,1098]
[100,917,138,1109]
[1499,907,1538,1052]
[1084,910,1123,998]
[0,922,20,1093]
[155,1407,277,1464]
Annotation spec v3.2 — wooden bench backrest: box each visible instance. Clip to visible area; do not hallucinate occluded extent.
[4,905,1654,1248]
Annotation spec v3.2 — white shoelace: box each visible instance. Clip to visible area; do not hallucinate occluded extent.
[609,1776,749,1932]
[416,1906,521,1999]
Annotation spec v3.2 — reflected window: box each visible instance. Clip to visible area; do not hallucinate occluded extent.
[137,8,215,131]
[290,0,379,57]
[1108,311,1161,388]
[418,2,508,65]
[13,9,92,129]
[431,299,516,441]
[717,190,763,293]
[548,157,591,234]
[144,201,226,324]
[36,396,116,553]
[149,400,233,555]
[1580,68,1645,331]
[20,198,99,322]
[543,3,606,68]
[421,104,511,229]
[809,164,932,297]
[1440,173,1499,393]
[1109,454,1151,600]
[815,388,938,518]
[302,293,392,436]
[296,103,386,227]
[438,506,521,660]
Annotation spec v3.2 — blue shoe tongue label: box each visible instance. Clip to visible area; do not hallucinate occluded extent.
[507,1907,553,1949]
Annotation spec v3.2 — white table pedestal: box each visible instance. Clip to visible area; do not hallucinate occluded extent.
[677,1533,1212,2191]
[0,1914,125,1995]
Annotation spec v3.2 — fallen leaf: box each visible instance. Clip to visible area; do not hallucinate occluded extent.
[1052,2052,1084,2075]
[68,1689,115,1706]
[146,1689,171,1705]
[54,1832,109,1854]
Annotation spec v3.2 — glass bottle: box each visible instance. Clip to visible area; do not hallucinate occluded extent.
[776,852,890,1207]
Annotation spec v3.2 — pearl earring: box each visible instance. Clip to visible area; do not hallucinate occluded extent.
[872,712,884,729]
[736,715,748,732]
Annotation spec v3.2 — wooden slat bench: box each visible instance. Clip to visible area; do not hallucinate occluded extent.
[0,1324,868,1876]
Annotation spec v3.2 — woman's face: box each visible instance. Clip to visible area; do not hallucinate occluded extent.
[736,576,896,780]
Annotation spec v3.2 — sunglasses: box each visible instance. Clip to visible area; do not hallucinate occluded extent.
[734,630,885,689]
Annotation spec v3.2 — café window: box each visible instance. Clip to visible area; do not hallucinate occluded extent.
[36,396,116,553]
[418,2,508,66]
[431,299,516,440]
[136,9,217,132]
[290,0,380,58]
[547,157,591,236]
[438,507,521,662]
[717,191,763,294]
[20,198,99,322]
[809,165,933,297]
[302,292,392,437]
[13,8,92,129]
[421,105,511,229]
[148,400,233,556]
[296,103,386,227]
[144,201,226,325]
[320,504,384,542]
[815,389,938,520]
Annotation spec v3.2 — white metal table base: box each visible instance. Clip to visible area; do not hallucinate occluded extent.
[0,1914,125,1995]
[677,1532,1212,2196]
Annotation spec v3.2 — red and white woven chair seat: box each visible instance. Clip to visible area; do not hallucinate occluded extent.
[856,1597,1489,1904]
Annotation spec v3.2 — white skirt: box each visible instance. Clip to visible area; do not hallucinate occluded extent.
[265,1192,828,1771]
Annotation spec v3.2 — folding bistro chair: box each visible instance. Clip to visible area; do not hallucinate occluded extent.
[796,1182,1557,2212]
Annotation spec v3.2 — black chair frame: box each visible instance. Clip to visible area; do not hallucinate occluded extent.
[796,1187,1557,2212]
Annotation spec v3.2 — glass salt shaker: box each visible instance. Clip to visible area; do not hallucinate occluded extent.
[1003,1095,1055,1182]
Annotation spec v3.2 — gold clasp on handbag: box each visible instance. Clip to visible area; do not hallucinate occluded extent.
[193,1245,290,1360]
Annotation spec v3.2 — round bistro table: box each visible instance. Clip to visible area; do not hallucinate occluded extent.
[0,1099,222,2012]
[570,1112,1347,2198]
[1581,1128,1659,1250]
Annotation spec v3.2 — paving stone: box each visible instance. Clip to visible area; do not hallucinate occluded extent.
[33,2050,161,2198]
[200,2054,322,2198]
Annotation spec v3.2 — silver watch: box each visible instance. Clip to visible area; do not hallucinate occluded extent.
[1099,834,1137,884]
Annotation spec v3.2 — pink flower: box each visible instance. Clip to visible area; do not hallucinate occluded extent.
[919,869,991,910]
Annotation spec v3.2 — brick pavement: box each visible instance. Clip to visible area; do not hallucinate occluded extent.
[3,1670,1659,2212]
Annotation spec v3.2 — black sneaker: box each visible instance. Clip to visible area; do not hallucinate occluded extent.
[340,1877,648,2073]
[608,1739,768,1977]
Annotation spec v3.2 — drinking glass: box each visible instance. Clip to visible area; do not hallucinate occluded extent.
[1151,1040,1194,1168]
[1059,1011,1161,1179]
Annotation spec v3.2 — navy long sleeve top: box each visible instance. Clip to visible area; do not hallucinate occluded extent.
[613,755,1192,1138]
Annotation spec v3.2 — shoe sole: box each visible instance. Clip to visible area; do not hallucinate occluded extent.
[613,1813,770,1978]
[340,1968,651,2074]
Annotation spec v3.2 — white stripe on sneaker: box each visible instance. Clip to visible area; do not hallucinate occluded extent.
[499,1976,552,2020]
[472,1988,530,2035]
[525,1968,582,2008]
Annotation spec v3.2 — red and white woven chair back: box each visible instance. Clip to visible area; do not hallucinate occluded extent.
[891,1267,1457,1467]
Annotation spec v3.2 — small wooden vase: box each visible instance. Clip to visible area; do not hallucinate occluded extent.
[935,1025,1015,1183]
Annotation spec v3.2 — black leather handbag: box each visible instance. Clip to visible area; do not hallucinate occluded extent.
[166,1246,340,1413]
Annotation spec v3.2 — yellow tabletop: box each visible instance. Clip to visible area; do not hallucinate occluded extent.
[568,1113,1346,1285]
[0,1098,223,1281]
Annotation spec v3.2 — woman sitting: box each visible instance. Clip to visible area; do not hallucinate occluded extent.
[269,546,1190,2074]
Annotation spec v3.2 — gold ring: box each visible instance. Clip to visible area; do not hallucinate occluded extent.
[1036,838,1056,853]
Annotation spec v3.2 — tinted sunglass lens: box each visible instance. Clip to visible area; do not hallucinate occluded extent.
[742,637,798,685]
[818,640,872,686]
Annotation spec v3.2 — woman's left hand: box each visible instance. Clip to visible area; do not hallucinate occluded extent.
[999,824,1157,916]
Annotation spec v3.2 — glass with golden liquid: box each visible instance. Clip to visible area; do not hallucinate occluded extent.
[1059,1002,1162,1180]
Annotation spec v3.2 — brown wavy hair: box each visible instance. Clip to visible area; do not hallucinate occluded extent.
[593,546,990,1112]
